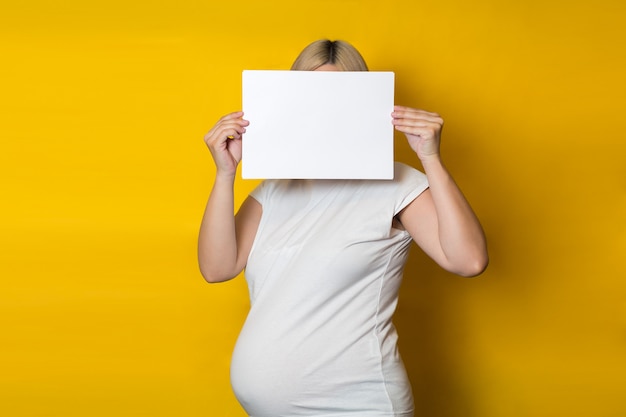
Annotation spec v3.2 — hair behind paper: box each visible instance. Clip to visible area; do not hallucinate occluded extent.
[291,40,369,71]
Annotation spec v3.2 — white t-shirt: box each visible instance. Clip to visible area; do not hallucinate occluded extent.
[230,162,429,417]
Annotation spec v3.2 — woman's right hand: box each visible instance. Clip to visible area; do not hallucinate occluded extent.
[203,111,250,177]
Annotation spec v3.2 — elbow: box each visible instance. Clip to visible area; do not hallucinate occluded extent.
[198,263,238,284]
[456,253,489,277]
[200,273,229,284]
[198,250,243,283]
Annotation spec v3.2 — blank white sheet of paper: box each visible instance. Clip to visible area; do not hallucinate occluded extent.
[241,70,395,179]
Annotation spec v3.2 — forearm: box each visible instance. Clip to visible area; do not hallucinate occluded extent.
[198,174,240,282]
[421,156,488,276]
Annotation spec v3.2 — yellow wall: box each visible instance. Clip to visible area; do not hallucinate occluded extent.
[1,1,624,416]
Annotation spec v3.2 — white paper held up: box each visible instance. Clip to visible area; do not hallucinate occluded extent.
[242,70,395,179]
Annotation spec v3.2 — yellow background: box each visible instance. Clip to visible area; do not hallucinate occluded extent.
[1,0,625,416]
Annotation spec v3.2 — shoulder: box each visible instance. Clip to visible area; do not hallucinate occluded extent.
[249,179,305,206]
[390,161,430,215]
[393,161,427,183]
[392,162,429,193]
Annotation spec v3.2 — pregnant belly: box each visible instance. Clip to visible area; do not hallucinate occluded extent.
[229,317,412,416]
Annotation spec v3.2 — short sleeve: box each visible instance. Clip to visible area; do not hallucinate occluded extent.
[249,180,267,205]
[393,162,429,215]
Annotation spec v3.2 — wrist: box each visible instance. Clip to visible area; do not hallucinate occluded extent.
[214,170,237,184]
[418,153,442,168]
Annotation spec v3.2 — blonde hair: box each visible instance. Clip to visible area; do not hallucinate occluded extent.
[291,39,369,71]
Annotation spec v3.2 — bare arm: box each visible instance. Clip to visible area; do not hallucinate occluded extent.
[392,106,488,277]
[197,111,261,283]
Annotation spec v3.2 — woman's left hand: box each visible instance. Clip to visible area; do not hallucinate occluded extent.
[392,105,444,161]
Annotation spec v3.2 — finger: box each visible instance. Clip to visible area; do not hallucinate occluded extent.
[218,111,245,122]
[392,117,443,131]
[391,119,443,131]
[393,111,442,124]
[393,105,437,115]
[206,112,248,134]
[392,106,442,123]
[392,118,441,130]
[225,129,245,140]
[217,126,246,143]
[222,124,247,139]
[206,120,248,142]
[214,118,249,133]
[392,125,440,139]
